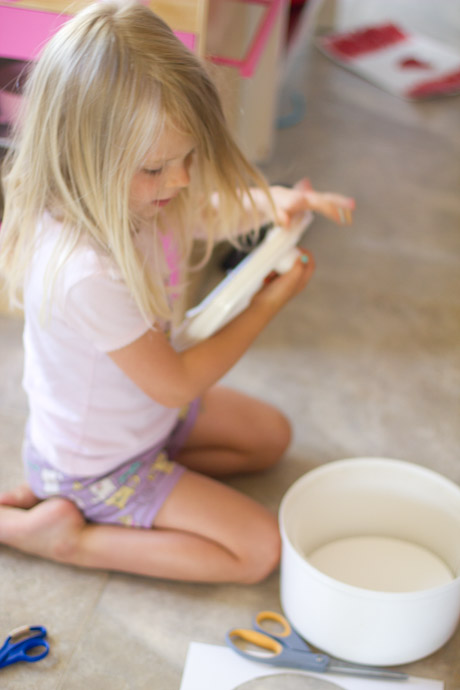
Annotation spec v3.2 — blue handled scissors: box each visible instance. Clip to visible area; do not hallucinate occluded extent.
[226,611,408,682]
[0,625,49,669]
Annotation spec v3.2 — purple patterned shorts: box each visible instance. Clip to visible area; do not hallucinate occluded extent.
[23,400,200,528]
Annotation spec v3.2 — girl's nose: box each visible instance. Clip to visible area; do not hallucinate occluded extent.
[166,163,190,190]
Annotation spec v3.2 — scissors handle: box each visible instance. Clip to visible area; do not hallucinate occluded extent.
[225,628,330,672]
[0,625,49,669]
[253,611,309,652]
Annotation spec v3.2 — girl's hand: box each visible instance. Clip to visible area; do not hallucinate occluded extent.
[270,178,355,227]
[252,249,315,313]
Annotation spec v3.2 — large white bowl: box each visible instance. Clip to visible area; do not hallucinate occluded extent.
[279,458,460,666]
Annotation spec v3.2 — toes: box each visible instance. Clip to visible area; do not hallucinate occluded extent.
[0,484,41,509]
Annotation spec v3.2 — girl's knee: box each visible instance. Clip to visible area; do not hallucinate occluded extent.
[274,409,292,454]
[262,407,292,468]
[236,514,281,584]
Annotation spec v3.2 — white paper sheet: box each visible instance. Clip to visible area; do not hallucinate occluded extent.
[179,643,444,690]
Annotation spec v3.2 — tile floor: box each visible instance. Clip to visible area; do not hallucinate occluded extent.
[1,5,460,688]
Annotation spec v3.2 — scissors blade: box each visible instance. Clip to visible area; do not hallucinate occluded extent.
[327,658,408,681]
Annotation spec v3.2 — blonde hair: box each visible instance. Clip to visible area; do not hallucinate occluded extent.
[0,0,272,322]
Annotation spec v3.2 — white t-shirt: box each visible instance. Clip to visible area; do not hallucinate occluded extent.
[23,216,180,476]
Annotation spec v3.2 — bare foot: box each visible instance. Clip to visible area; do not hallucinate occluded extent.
[0,497,85,563]
[0,483,41,509]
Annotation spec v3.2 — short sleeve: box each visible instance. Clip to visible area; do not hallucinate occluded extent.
[64,272,151,352]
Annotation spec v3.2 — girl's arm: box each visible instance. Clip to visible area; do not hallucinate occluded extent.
[267,179,355,227]
[212,178,355,239]
[108,250,314,408]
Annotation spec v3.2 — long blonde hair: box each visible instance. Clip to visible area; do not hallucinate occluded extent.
[0,0,271,322]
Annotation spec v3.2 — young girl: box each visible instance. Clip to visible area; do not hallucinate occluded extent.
[0,0,354,583]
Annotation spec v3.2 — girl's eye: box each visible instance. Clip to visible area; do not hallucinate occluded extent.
[144,167,163,176]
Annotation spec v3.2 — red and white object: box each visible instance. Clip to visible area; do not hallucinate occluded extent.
[317,23,460,100]
[173,212,313,349]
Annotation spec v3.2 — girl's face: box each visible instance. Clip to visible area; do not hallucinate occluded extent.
[129,122,196,223]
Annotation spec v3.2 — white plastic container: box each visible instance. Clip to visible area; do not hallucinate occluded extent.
[173,212,312,349]
[279,458,460,666]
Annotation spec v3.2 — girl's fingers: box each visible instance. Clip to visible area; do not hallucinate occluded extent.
[271,182,355,227]
[335,205,353,225]
[305,191,355,225]
[298,248,315,271]
[258,248,315,305]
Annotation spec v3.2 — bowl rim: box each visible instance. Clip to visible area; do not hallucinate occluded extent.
[279,457,460,600]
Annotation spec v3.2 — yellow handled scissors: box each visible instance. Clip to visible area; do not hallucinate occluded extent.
[226,611,407,681]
